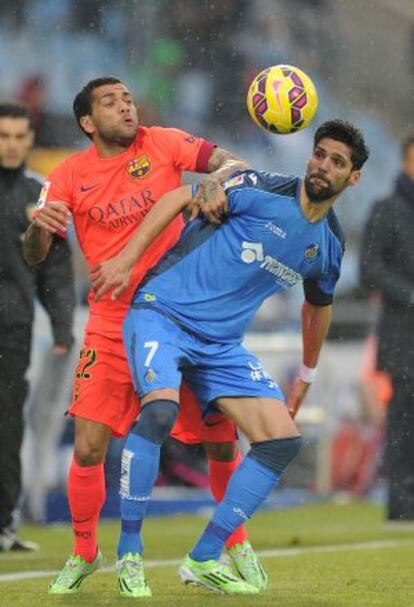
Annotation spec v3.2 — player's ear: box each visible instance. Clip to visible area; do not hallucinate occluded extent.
[80,115,95,137]
[348,170,361,187]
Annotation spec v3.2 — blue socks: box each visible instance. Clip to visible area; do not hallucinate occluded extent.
[117,434,160,557]
[190,436,302,562]
[190,454,278,561]
[117,399,179,558]
[117,399,301,563]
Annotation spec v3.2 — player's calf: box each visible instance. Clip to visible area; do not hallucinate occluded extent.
[203,441,239,462]
[187,434,302,576]
[117,399,179,558]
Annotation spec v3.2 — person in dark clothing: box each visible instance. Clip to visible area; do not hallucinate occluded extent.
[0,102,75,550]
[360,136,414,521]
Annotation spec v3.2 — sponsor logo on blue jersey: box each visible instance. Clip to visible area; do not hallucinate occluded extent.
[241,241,264,263]
[241,241,302,287]
[260,255,303,287]
[223,174,245,189]
[265,221,287,239]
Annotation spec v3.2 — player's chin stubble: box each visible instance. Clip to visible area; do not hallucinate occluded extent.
[100,124,137,149]
[304,176,336,203]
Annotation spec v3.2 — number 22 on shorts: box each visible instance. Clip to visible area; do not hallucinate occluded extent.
[76,348,97,379]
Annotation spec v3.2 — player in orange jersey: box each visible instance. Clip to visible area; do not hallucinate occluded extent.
[23,77,265,596]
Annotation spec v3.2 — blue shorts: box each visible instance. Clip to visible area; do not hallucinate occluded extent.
[123,306,285,417]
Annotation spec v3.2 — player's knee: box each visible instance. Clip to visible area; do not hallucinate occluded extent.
[74,438,106,466]
[73,418,110,466]
[249,435,302,475]
[132,399,179,445]
[203,441,239,462]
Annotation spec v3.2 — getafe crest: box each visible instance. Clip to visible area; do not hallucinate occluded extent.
[145,368,157,383]
[304,243,320,263]
[127,155,151,180]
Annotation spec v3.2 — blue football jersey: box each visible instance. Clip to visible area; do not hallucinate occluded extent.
[133,170,345,343]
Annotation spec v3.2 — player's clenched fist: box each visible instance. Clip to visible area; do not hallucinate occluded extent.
[190,176,228,224]
[33,201,71,234]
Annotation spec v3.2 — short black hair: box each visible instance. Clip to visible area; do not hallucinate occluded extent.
[73,76,123,138]
[0,101,32,126]
[314,119,369,170]
[402,135,414,158]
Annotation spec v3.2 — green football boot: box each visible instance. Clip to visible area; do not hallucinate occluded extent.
[48,550,102,594]
[228,540,268,591]
[179,554,258,595]
[117,552,152,598]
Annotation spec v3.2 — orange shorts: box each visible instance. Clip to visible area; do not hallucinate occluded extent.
[171,383,237,445]
[69,332,237,443]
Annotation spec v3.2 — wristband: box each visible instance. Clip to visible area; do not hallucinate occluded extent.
[299,364,318,383]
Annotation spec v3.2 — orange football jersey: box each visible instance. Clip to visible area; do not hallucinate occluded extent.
[38,126,214,335]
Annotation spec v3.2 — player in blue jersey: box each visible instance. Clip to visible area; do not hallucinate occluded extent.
[91,120,369,595]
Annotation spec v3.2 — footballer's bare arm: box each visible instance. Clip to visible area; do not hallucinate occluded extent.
[23,223,53,265]
[90,185,193,301]
[193,148,249,223]
[23,202,71,265]
[206,147,250,178]
[287,302,332,419]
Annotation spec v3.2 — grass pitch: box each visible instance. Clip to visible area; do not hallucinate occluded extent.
[0,501,413,607]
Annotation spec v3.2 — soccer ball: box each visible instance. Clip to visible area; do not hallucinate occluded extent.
[247,65,318,134]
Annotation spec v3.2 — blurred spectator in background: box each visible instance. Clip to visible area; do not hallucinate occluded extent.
[17,76,51,147]
[330,331,391,497]
[168,0,248,128]
[0,102,75,550]
[17,75,79,148]
[360,136,414,521]
[0,0,27,29]
[129,37,185,127]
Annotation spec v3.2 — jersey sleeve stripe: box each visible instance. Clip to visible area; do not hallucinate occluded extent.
[195,140,216,172]
[303,279,334,306]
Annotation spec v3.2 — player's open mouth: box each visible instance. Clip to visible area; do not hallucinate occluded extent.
[311,176,329,187]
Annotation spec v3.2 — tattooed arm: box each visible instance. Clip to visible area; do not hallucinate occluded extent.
[206,147,250,179]
[192,147,250,223]
[23,223,53,265]
[23,201,71,265]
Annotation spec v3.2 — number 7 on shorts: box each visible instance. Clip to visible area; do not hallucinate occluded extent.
[144,341,159,367]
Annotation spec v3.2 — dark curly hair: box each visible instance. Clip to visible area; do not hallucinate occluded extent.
[314,120,369,170]
[73,76,122,139]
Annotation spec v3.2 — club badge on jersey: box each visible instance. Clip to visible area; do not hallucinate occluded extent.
[304,243,320,263]
[127,155,151,180]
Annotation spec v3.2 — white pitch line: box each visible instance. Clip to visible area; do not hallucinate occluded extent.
[0,538,413,583]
